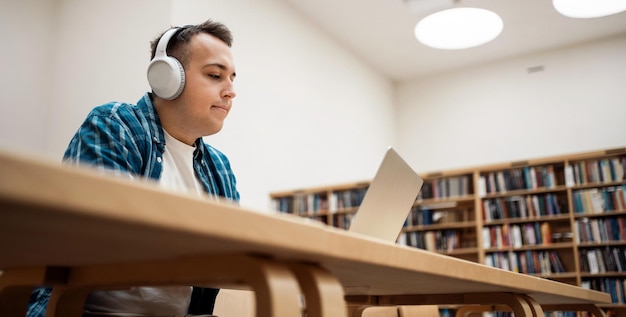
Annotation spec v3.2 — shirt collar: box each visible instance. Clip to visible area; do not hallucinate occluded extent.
[139,93,166,146]
[140,92,207,159]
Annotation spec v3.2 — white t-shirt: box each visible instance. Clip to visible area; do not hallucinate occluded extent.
[159,130,204,196]
[84,130,204,317]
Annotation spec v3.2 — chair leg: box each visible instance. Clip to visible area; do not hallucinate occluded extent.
[45,286,93,317]
[0,267,68,317]
[0,284,32,317]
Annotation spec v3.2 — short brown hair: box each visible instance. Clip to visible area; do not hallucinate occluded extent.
[150,19,233,67]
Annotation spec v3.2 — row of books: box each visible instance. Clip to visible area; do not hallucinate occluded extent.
[444,309,590,317]
[480,165,558,194]
[404,207,434,227]
[582,278,626,304]
[403,207,471,227]
[332,213,354,230]
[572,185,626,214]
[481,313,512,317]
[484,250,567,275]
[482,222,553,249]
[272,187,370,215]
[575,216,626,243]
[273,193,328,214]
[330,188,368,211]
[542,312,585,317]
[482,193,565,221]
[404,207,435,227]
[569,156,626,186]
[418,175,471,199]
[398,230,463,252]
[482,310,587,316]
[579,247,626,274]
[273,164,625,215]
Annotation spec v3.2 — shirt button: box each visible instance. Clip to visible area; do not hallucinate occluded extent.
[157,157,162,163]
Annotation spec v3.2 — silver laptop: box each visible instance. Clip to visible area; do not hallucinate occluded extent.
[348,147,424,242]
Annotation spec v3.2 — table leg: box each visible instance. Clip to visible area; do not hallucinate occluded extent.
[289,263,347,317]
[463,293,533,317]
[44,254,302,317]
[373,292,539,317]
[519,295,543,317]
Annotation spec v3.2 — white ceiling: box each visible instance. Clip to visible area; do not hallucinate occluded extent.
[281,0,626,82]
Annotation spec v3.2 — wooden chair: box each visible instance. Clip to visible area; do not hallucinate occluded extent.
[398,305,440,317]
[352,305,440,317]
[358,306,400,317]
[213,289,255,317]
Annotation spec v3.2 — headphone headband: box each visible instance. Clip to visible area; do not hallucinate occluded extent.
[154,27,180,59]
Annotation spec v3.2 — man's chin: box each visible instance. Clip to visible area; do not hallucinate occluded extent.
[203,126,224,137]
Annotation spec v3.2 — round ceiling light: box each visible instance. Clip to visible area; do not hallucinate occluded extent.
[415,7,503,50]
[553,0,626,18]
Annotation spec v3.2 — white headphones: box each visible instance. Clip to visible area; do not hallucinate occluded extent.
[147,27,185,100]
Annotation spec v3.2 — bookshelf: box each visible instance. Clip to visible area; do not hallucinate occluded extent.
[569,150,626,312]
[270,147,626,315]
[400,169,479,262]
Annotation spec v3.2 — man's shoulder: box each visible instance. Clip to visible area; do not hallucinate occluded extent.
[80,99,159,141]
[89,101,142,119]
[88,94,154,119]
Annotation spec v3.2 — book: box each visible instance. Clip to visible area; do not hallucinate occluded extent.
[540,222,552,245]
[587,250,600,274]
[549,251,566,273]
[482,227,492,249]
[565,165,575,187]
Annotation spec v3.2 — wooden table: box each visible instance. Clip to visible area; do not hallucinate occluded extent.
[0,151,611,317]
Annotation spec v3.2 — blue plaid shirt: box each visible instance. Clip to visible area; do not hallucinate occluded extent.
[27,93,239,317]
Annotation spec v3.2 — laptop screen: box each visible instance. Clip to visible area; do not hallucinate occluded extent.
[348,147,424,243]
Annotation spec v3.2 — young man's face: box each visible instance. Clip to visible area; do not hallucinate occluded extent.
[176,33,237,140]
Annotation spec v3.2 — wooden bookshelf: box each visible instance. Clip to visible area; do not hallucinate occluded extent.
[270,147,626,316]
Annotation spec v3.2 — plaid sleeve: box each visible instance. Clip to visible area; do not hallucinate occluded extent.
[63,104,144,177]
[27,287,52,317]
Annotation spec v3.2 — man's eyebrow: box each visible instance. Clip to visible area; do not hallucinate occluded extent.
[205,63,236,78]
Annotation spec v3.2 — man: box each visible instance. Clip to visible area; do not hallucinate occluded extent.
[28,19,240,317]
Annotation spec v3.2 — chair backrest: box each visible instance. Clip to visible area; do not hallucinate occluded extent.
[357,306,400,317]
[398,305,440,317]
[353,305,440,317]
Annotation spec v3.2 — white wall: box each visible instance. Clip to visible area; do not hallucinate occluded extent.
[0,0,395,212]
[0,0,54,156]
[395,34,626,174]
[44,0,172,157]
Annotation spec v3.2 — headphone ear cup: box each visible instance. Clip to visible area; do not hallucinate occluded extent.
[147,56,185,100]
